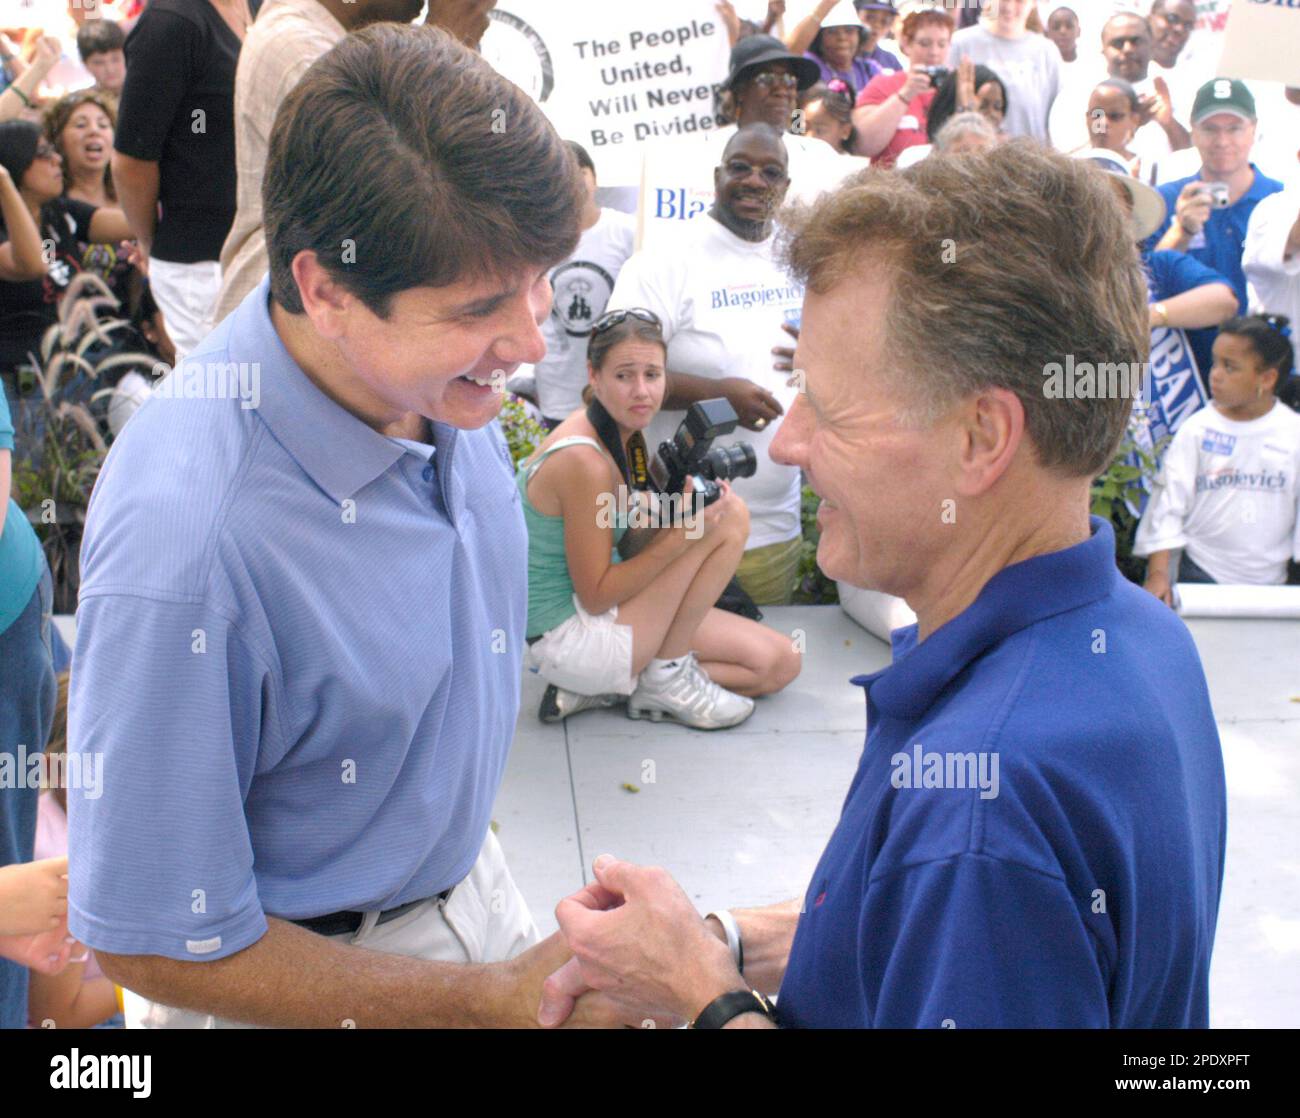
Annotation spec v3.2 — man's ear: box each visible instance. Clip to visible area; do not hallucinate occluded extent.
[954,386,1025,498]
[291,250,352,339]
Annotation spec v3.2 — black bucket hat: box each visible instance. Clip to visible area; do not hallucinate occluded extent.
[725,34,821,93]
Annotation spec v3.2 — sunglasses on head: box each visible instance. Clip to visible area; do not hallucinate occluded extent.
[34,142,59,160]
[591,307,662,335]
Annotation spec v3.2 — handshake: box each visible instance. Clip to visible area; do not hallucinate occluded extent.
[517,854,770,1029]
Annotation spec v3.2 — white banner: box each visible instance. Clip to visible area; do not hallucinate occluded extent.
[480,1,733,188]
[1216,0,1300,86]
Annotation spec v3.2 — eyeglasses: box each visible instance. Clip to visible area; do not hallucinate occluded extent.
[34,142,60,161]
[1196,121,1249,138]
[591,307,662,336]
[751,72,799,91]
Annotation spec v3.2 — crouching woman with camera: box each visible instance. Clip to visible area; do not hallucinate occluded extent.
[518,308,801,729]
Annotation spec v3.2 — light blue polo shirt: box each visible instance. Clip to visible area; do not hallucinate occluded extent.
[67,275,528,962]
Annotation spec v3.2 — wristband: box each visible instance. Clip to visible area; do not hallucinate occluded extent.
[9,85,31,107]
[707,909,743,973]
[894,90,910,108]
[692,989,775,1029]
[1151,301,1169,328]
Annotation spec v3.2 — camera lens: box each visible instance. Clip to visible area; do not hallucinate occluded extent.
[703,442,757,482]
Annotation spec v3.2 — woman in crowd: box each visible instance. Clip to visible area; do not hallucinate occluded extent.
[519,308,800,728]
[788,0,879,98]
[798,80,855,155]
[852,6,954,167]
[932,111,1000,157]
[1137,315,1300,595]
[43,91,173,371]
[948,0,1058,143]
[896,59,1006,168]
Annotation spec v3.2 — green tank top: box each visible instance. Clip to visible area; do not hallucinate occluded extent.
[517,436,628,638]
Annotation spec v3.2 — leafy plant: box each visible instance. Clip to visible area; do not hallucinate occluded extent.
[1090,418,1167,585]
[498,394,547,466]
[792,483,839,605]
[11,272,156,613]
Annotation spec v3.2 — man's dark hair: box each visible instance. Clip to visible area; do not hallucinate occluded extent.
[566,140,595,177]
[76,19,125,63]
[263,23,583,317]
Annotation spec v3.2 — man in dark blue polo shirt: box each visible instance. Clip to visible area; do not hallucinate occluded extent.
[537,141,1227,1030]
[1146,79,1285,380]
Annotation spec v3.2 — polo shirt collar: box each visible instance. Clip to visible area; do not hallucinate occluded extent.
[225,275,405,504]
[852,516,1120,720]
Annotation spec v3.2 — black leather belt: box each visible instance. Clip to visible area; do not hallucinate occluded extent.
[291,887,453,937]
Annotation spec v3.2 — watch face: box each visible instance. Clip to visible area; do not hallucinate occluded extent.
[480,9,555,103]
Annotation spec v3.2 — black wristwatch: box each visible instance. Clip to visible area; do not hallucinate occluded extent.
[692,989,776,1029]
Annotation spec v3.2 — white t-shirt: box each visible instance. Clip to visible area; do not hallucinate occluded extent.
[533,208,637,421]
[607,215,804,550]
[1244,188,1300,328]
[1135,401,1300,584]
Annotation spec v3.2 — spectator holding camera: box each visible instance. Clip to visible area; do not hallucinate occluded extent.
[1148,81,1285,375]
[893,58,1007,170]
[1136,314,1300,595]
[520,309,800,728]
[610,124,807,606]
[851,5,953,167]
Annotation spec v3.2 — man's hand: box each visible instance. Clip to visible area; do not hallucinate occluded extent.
[539,854,746,1026]
[1144,570,1175,607]
[499,930,659,1028]
[772,320,799,374]
[0,856,68,936]
[1173,182,1212,236]
[425,0,496,50]
[1137,76,1174,129]
[721,375,784,430]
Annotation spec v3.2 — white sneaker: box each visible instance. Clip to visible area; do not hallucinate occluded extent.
[538,683,623,724]
[626,653,754,730]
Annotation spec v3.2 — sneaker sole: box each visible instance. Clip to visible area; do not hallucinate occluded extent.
[538,685,562,724]
[626,703,752,730]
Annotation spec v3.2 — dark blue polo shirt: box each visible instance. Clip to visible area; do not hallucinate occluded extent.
[777,518,1226,1028]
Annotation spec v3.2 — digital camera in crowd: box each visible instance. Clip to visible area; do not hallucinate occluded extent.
[651,398,757,512]
[1203,182,1231,209]
[921,65,951,86]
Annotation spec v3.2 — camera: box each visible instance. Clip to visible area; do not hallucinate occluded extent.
[1204,182,1231,209]
[651,397,757,513]
[921,65,950,85]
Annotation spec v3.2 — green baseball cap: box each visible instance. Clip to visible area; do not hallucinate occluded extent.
[1191,78,1256,125]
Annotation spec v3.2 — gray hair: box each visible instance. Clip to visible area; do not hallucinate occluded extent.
[778,140,1150,478]
[933,111,998,153]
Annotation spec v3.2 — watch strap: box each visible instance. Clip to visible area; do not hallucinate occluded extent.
[692,989,775,1030]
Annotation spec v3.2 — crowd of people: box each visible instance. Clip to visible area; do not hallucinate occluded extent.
[0,0,1294,1032]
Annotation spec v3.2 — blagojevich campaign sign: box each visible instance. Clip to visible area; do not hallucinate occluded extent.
[480,2,732,189]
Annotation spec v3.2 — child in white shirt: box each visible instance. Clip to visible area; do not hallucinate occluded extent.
[1137,314,1300,600]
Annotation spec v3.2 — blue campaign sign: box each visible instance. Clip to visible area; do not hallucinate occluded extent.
[1126,325,1209,516]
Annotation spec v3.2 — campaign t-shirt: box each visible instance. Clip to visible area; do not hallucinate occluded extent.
[948,24,1060,142]
[115,0,241,263]
[607,215,803,550]
[0,197,98,370]
[534,208,636,422]
[855,71,937,167]
[1135,400,1300,584]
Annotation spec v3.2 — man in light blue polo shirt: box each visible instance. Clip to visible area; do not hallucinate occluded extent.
[536,142,1227,1030]
[67,24,627,1028]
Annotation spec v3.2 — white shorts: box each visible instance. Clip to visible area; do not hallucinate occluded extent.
[525,594,637,696]
[147,257,222,363]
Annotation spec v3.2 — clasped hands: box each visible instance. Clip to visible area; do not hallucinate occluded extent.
[527,854,749,1029]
